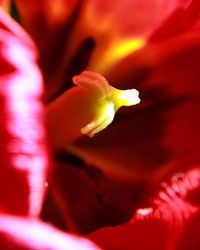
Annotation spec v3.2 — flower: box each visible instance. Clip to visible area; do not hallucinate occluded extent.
[1,0,200,249]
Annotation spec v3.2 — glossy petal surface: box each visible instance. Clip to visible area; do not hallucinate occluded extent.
[88,168,200,250]
[0,9,48,216]
[0,213,101,250]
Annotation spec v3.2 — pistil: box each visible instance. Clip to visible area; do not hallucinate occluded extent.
[47,71,140,150]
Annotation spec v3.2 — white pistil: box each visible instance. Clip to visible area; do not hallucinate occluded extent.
[73,71,140,137]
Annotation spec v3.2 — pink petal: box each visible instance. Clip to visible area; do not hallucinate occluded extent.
[0,213,101,250]
[0,9,49,215]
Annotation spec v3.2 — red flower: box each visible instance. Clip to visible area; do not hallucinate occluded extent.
[0,0,200,249]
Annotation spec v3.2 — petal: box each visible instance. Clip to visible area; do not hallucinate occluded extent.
[177,211,200,249]
[42,156,149,233]
[88,167,200,250]
[89,218,169,250]
[80,0,191,37]
[0,9,48,215]
[14,0,195,101]
[0,213,101,250]
[14,0,82,30]
[72,0,192,72]
[103,30,200,87]
[150,0,200,42]
[14,0,83,100]
[0,1,10,12]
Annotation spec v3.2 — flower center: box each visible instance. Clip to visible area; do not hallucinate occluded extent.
[47,71,140,150]
[73,71,140,137]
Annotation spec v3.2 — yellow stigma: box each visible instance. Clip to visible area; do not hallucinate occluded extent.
[73,71,140,137]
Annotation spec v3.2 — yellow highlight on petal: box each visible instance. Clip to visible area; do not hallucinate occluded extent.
[95,38,145,72]
[112,39,145,61]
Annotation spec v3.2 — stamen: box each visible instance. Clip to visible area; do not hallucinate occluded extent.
[73,71,140,137]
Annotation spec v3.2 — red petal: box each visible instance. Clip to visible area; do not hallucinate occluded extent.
[42,158,149,233]
[14,0,196,100]
[150,0,200,42]
[77,0,192,72]
[80,0,191,37]
[0,10,49,215]
[89,218,169,250]
[14,0,83,100]
[88,168,200,250]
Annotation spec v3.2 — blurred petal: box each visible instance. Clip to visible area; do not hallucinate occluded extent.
[14,0,195,101]
[43,155,149,233]
[80,0,191,37]
[0,1,10,12]
[88,167,200,250]
[14,0,82,31]
[71,0,192,72]
[0,213,101,250]
[104,30,200,87]
[89,216,169,250]
[0,9,48,215]
[150,0,200,42]
[14,0,83,100]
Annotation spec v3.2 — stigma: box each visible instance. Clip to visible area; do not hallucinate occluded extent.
[73,71,140,137]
